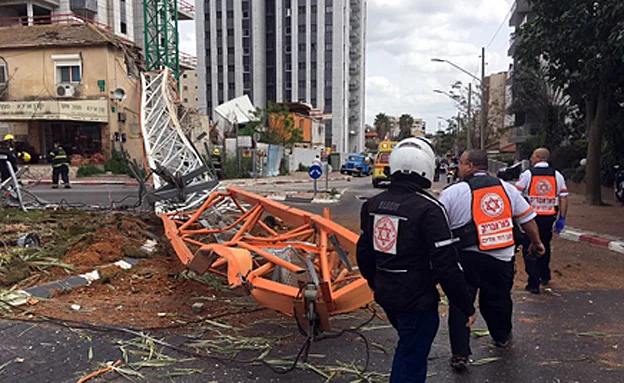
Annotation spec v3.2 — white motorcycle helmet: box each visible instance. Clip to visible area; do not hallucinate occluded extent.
[389,137,436,189]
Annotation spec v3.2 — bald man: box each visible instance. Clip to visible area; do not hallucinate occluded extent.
[516,148,568,294]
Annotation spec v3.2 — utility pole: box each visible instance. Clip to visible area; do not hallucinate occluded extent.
[456,111,461,155]
[467,83,472,150]
[480,46,486,150]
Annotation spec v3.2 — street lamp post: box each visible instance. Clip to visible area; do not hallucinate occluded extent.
[433,89,471,150]
[432,49,487,150]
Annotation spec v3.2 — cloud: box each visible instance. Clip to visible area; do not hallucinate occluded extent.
[364,0,514,131]
[176,0,514,134]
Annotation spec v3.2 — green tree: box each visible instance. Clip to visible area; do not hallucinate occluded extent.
[246,102,302,148]
[516,0,624,205]
[398,114,415,140]
[374,113,391,141]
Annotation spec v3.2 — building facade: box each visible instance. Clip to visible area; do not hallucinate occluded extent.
[196,0,366,155]
[0,23,144,161]
[508,0,540,149]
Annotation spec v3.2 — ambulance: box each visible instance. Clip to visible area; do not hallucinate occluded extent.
[372,141,397,188]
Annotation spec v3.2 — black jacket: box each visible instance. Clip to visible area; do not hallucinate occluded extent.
[0,146,18,181]
[356,179,475,316]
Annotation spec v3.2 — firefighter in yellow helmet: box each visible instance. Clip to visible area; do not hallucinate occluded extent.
[3,134,31,163]
[211,147,223,180]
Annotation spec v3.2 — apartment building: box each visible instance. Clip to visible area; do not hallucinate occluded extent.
[507,0,540,148]
[196,0,366,155]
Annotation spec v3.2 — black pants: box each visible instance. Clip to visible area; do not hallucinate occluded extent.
[52,165,69,185]
[523,214,556,288]
[449,251,514,356]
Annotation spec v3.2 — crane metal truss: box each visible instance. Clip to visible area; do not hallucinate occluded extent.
[160,187,374,335]
[143,0,180,80]
[140,69,217,212]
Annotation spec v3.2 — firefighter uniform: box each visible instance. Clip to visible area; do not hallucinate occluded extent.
[0,144,17,183]
[515,162,568,290]
[49,146,71,188]
[440,172,536,357]
[211,148,222,179]
[357,178,475,382]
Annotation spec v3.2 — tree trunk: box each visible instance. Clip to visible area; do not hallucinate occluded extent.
[584,92,608,206]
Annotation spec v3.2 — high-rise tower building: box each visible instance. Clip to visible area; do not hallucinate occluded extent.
[197,0,366,154]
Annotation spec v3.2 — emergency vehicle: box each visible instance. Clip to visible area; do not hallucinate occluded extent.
[372,141,397,188]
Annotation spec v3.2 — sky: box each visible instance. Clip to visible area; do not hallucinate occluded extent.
[178,0,515,134]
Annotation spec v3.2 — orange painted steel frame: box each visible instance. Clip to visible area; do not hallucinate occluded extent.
[160,187,373,327]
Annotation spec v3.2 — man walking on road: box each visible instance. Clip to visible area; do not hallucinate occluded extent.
[439,150,545,372]
[357,137,477,383]
[49,142,71,189]
[515,148,568,294]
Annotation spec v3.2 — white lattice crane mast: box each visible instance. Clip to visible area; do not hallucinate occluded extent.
[140,68,217,213]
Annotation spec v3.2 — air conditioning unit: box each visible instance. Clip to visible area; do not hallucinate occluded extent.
[56,84,76,98]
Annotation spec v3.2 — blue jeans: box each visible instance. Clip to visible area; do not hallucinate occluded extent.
[385,310,440,383]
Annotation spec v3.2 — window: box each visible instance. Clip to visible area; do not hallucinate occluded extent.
[120,22,127,34]
[0,63,7,84]
[242,10,249,19]
[325,6,332,13]
[183,98,188,103]
[183,85,188,91]
[285,82,292,90]
[243,29,250,37]
[298,44,305,52]
[325,43,332,51]
[285,26,291,35]
[183,74,188,79]
[52,54,82,83]
[285,45,292,53]
[244,65,250,72]
[285,63,292,71]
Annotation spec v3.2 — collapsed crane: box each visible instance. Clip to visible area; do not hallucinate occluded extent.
[140,68,373,337]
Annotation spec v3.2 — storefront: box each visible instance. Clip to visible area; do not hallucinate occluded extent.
[0,99,109,161]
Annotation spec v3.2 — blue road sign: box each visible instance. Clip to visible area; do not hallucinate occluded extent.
[308,164,323,179]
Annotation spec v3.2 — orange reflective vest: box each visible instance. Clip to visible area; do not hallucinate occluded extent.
[458,176,515,251]
[528,167,557,216]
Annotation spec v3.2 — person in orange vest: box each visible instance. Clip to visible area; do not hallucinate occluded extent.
[439,150,545,372]
[515,147,568,294]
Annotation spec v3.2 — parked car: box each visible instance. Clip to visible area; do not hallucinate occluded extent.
[497,162,523,181]
[340,154,371,176]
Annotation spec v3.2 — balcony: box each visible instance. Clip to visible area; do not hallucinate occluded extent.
[177,0,195,20]
[70,0,98,14]
[508,32,517,56]
[180,51,197,70]
[508,123,541,144]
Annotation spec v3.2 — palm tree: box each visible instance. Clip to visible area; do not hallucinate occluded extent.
[374,113,391,141]
[398,114,414,139]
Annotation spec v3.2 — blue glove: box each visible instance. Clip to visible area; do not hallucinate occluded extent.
[554,217,566,233]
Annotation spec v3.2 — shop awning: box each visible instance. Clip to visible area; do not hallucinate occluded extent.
[0,100,109,123]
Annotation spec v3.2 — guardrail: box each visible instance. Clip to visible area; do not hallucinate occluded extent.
[0,13,111,31]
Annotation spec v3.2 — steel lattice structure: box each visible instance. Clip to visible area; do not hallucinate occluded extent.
[140,69,217,212]
[143,0,180,81]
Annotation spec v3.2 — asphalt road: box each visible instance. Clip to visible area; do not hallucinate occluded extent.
[3,176,623,382]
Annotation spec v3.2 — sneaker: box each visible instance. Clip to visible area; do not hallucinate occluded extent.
[493,334,512,348]
[450,355,470,372]
[525,284,540,294]
[64,184,72,189]
[52,185,59,189]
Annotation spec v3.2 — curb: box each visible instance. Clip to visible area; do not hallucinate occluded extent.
[559,227,624,254]
[222,175,350,188]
